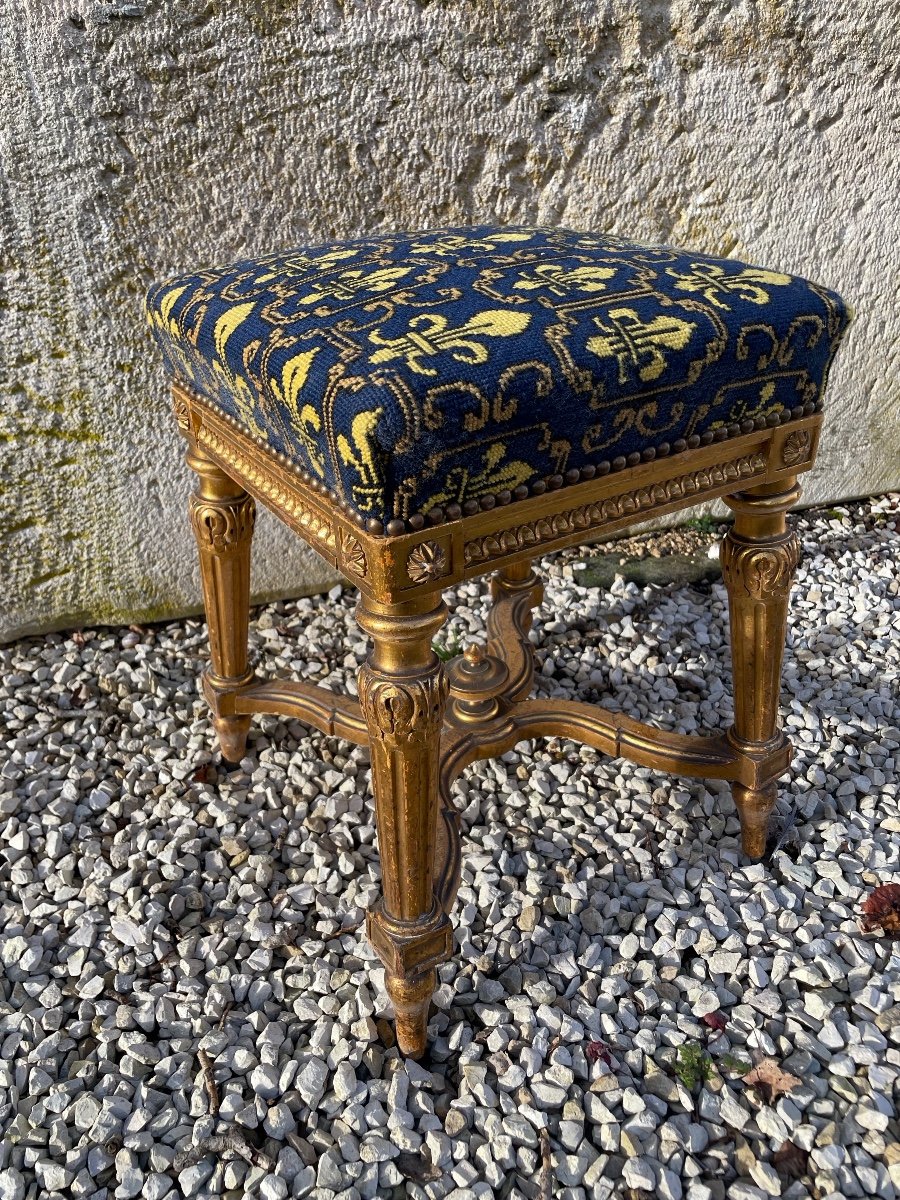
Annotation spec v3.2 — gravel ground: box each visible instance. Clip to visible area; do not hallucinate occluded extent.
[1,494,899,1200]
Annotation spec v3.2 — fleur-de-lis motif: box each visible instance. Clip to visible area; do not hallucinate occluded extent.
[268,349,326,477]
[420,441,533,511]
[337,408,386,514]
[586,308,696,384]
[407,231,533,256]
[297,266,413,306]
[667,264,792,310]
[280,246,360,275]
[368,310,530,377]
[512,263,616,297]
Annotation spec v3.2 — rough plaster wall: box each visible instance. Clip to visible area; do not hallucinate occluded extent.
[1,0,898,642]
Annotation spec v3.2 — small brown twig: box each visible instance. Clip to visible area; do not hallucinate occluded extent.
[538,1127,552,1200]
[197,1049,220,1116]
[174,1129,274,1172]
[323,918,364,942]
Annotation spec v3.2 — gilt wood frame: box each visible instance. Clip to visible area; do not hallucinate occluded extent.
[178,379,816,1057]
[174,381,819,605]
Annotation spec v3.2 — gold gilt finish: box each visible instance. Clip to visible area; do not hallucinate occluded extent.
[178,383,817,1058]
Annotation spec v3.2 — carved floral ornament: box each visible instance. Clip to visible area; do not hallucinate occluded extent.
[406,540,447,584]
[781,429,812,467]
[173,393,192,432]
[720,532,801,599]
[358,670,447,744]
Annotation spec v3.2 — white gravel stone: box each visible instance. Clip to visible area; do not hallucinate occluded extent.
[296,1058,329,1107]
[0,496,897,1200]
[0,1170,25,1200]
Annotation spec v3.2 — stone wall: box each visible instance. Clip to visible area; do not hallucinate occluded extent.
[2,0,897,641]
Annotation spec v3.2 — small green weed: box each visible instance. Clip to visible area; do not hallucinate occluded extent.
[674,1042,713,1089]
[683,515,722,535]
[719,1053,752,1075]
[432,637,463,662]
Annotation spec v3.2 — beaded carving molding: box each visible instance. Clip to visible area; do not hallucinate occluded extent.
[174,381,821,604]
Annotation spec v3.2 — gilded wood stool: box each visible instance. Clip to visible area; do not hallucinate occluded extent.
[147,227,850,1058]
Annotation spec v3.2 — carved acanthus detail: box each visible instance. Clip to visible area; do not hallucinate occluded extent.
[464,452,767,566]
[720,530,801,600]
[342,534,368,578]
[172,392,192,433]
[189,493,256,553]
[357,667,447,747]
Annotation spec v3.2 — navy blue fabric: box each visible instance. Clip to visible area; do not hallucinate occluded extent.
[147,226,850,527]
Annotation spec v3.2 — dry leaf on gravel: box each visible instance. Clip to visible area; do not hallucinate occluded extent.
[702,1011,727,1033]
[860,883,900,934]
[586,1039,613,1067]
[743,1058,802,1103]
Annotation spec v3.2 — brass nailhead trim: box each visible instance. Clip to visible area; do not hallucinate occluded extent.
[175,379,822,540]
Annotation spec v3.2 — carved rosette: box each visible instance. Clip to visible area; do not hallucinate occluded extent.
[781,429,812,468]
[357,667,448,748]
[720,531,801,600]
[406,541,447,584]
[189,493,256,554]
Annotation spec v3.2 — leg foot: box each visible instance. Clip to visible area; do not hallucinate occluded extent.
[734,783,776,860]
[215,714,252,765]
[387,970,435,1059]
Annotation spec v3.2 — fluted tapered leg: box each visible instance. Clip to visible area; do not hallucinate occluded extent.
[356,593,453,1058]
[722,479,801,858]
[186,440,256,764]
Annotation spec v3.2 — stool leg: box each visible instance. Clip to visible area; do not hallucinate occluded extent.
[722,478,801,859]
[356,593,453,1058]
[186,441,256,764]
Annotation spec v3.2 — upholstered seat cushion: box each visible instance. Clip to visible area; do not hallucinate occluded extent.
[147,226,849,533]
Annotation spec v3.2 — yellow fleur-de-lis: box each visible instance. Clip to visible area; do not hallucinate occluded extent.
[150,284,187,332]
[512,263,616,297]
[269,350,318,414]
[297,266,414,306]
[337,408,386,513]
[586,308,696,384]
[422,441,534,509]
[368,310,531,377]
[268,349,325,477]
[408,232,534,256]
[213,302,256,361]
[667,264,792,310]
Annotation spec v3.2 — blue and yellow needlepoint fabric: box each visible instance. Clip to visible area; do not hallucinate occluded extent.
[146,226,850,531]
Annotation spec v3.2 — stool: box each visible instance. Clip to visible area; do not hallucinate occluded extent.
[147,226,850,1057]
